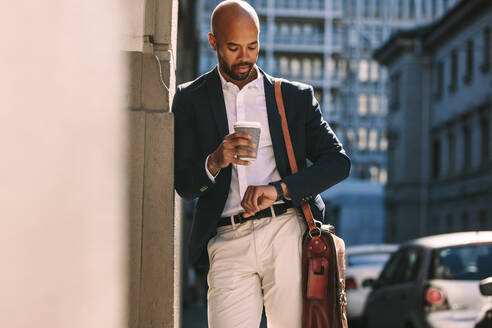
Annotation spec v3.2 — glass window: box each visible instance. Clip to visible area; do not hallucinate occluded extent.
[369,165,379,182]
[302,58,312,81]
[359,59,369,82]
[465,39,474,83]
[370,95,379,115]
[463,126,471,171]
[291,58,301,78]
[358,128,367,150]
[370,61,379,82]
[435,61,444,99]
[302,24,313,43]
[327,58,335,78]
[380,129,388,151]
[378,250,405,286]
[375,27,384,44]
[448,132,455,175]
[358,163,368,179]
[421,0,427,18]
[358,94,368,116]
[409,0,416,19]
[363,0,370,17]
[279,56,289,76]
[342,0,349,15]
[430,244,492,281]
[280,23,290,43]
[360,29,371,49]
[346,128,355,148]
[483,27,490,73]
[292,23,301,40]
[338,59,347,81]
[442,0,449,11]
[313,58,322,79]
[379,168,387,184]
[351,0,357,16]
[380,95,388,115]
[432,138,441,179]
[375,0,381,17]
[449,49,458,93]
[431,0,437,17]
[397,0,404,18]
[369,129,378,150]
[390,72,401,111]
[396,248,422,283]
[481,118,489,166]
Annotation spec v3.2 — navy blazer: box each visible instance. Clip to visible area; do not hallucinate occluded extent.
[172,67,351,266]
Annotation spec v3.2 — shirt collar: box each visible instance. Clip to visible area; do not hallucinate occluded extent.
[217,65,263,91]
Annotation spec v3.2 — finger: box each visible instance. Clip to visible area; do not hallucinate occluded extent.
[230,139,256,149]
[251,189,262,212]
[232,158,251,166]
[225,132,251,140]
[241,187,256,214]
[235,148,256,159]
[243,187,257,214]
[242,212,254,218]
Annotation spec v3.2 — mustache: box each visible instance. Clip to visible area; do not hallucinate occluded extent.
[232,62,253,69]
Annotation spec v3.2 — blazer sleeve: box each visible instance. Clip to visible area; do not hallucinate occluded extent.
[172,87,217,200]
[281,86,351,207]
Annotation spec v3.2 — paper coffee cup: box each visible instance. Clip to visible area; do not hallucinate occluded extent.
[233,121,261,161]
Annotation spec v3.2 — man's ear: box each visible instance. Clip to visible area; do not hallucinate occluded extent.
[208,33,217,51]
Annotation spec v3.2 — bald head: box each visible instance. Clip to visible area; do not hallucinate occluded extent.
[207,0,260,87]
[210,0,260,37]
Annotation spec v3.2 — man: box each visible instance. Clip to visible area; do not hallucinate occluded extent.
[173,1,350,327]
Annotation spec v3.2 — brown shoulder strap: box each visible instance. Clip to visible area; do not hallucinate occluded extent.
[274,80,319,238]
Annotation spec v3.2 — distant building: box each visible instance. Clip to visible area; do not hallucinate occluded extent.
[374,0,492,242]
[195,0,458,244]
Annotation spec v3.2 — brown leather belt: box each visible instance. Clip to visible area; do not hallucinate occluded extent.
[217,202,292,227]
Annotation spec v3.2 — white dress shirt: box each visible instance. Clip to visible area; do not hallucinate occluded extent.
[205,66,283,217]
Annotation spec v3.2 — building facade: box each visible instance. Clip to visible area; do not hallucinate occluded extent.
[195,0,458,244]
[375,0,492,242]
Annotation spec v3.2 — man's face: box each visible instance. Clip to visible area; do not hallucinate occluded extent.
[209,19,259,81]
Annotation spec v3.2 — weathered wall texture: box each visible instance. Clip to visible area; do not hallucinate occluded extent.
[125,0,180,327]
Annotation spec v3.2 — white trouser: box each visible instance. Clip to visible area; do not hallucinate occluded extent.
[207,208,306,328]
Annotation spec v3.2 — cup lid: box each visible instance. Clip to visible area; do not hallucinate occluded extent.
[233,121,261,128]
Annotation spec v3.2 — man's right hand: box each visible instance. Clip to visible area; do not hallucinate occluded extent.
[207,132,256,175]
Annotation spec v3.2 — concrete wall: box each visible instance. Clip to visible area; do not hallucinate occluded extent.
[0,1,126,327]
[125,0,180,327]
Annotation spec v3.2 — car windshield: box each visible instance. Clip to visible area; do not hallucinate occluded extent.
[430,243,492,281]
[348,253,391,266]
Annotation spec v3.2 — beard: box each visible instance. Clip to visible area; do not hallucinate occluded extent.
[217,51,254,81]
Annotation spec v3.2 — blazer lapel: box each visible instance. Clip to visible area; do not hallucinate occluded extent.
[205,67,229,139]
[261,69,290,177]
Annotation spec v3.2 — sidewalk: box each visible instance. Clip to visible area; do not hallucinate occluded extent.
[182,301,268,328]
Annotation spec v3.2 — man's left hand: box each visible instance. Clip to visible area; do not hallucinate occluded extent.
[240,185,277,218]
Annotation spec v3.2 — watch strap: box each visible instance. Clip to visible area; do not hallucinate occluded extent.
[269,181,284,201]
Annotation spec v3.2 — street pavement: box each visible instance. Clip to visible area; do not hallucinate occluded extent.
[182,301,268,328]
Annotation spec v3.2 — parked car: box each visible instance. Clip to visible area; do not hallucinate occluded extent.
[474,277,492,328]
[345,244,398,324]
[364,231,492,328]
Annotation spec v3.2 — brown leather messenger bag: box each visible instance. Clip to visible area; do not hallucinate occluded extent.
[274,79,349,328]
